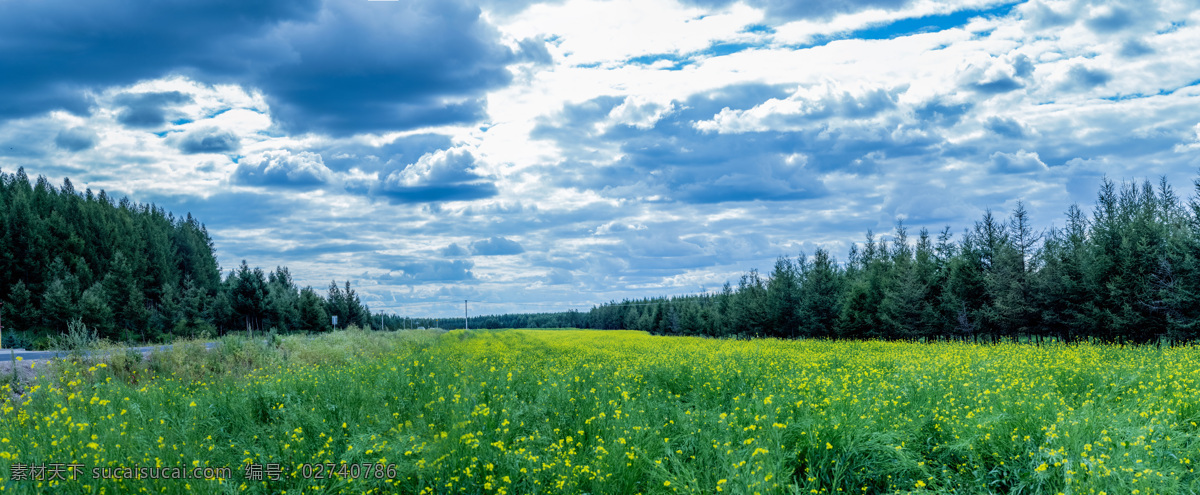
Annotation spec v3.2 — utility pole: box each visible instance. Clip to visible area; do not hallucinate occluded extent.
[464,299,469,331]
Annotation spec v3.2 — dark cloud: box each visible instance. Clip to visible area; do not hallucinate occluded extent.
[664,154,827,203]
[441,243,470,257]
[531,84,792,146]
[376,182,499,203]
[470,236,525,256]
[319,133,455,174]
[232,150,335,188]
[1086,6,1135,33]
[678,83,796,117]
[530,95,626,146]
[375,148,498,203]
[1021,1,1073,30]
[253,1,514,135]
[533,85,955,203]
[914,98,973,127]
[178,127,239,154]
[0,0,313,120]
[0,0,514,135]
[961,55,1035,95]
[985,117,1026,138]
[135,190,301,229]
[989,150,1047,174]
[547,268,574,285]
[381,260,475,284]
[531,83,792,161]
[968,76,1024,94]
[517,36,554,65]
[1030,122,1190,168]
[54,127,99,152]
[749,88,899,128]
[114,91,193,128]
[275,242,380,259]
[1012,54,1035,79]
[1119,39,1154,58]
[1064,66,1113,90]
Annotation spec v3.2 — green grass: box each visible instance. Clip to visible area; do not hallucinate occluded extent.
[1,328,1198,494]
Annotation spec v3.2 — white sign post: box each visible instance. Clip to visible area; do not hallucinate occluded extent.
[332,315,338,328]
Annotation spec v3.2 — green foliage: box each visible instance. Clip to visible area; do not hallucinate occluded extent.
[457,176,1200,345]
[48,317,100,358]
[0,168,372,345]
[4,329,1195,493]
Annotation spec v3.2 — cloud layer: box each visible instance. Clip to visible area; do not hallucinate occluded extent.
[2,0,1200,316]
[0,0,516,134]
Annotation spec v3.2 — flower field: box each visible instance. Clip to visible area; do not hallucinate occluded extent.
[2,328,1199,494]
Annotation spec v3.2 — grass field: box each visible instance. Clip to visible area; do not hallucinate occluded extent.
[1,328,1198,494]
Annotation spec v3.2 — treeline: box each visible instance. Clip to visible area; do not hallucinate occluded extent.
[393,310,589,331]
[475,176,1200,344]
[0,168,371,349]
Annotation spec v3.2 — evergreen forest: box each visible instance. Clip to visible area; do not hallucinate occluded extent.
[445,176,1200,344]
[7,165,1200,348]
[0,168,372,349]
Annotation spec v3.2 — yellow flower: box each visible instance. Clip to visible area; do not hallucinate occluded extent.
[663,481,671,487]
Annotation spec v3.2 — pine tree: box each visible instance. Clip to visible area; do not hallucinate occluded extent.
[266,267,300,332]
[766,256,801,338]
[298,287,330,333]
[78,281,115,338]
[797,248,842,338]
[839,231,890,339]
[231,261,268,335]
[6,280,39,335]
[42,278,76,333]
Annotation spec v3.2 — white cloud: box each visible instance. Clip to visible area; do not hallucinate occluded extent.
[989,150,1048,173]
[693,82,900,134]
[386,147,487,188]
[6,0,1200,315]
[607,96,676,130]
[233,149,337,187]
[501,0,763,66]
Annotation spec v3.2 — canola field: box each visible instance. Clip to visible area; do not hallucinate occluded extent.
[1,329,1199,494]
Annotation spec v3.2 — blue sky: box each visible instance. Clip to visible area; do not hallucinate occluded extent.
[2,0,1199,316]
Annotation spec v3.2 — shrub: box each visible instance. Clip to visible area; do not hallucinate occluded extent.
[48,317,100,360]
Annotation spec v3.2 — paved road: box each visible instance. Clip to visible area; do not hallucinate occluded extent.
[2,342,219,361]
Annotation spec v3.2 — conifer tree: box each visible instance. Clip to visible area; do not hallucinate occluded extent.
[797,248,842,338]
[298,287,330,333]
[767,256,801,338]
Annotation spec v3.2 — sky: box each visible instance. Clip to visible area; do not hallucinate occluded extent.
[2,0,1199,317]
